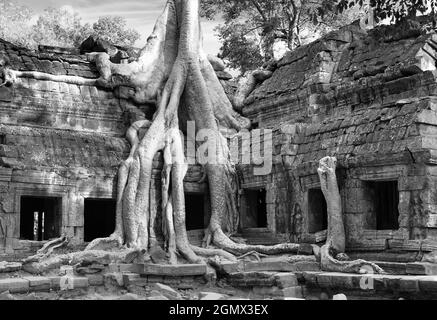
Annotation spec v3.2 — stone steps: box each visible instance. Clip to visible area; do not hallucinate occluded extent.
[109,263,208,276]
[108,263,211,290]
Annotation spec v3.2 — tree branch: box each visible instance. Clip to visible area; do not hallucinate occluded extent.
[250,0,268,22]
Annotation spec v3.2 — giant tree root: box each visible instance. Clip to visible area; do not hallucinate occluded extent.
[22,248,146,275]
[320,243,385,274]
[22,235,70,264]
[209,228,303,256]
[317,157,384,274]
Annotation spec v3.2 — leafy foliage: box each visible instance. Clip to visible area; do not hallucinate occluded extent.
[337,0,437,23]
[215,22,264,74]
[32,7,93,48]
[92,16,140,47]
[0,0,35,48]
[0,1,141,49]
[201,0,361,74]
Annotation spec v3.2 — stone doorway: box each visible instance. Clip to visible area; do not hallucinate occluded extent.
[241,188,267,229]
[84,198,116,242]
[307,188,328,233]
[185,193,206,231]
[366,181,400,230]
[20,196,62,241]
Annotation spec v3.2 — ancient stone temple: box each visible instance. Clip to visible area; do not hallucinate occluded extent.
[2,19,437,260]
[2,16,437,300]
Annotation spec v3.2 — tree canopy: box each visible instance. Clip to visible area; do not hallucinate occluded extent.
[92,16,141,47]
[201,0,362,74]
[0,1,141,49]
[32,7,92,48]
[338,0,437,24]
[0,0,35,48]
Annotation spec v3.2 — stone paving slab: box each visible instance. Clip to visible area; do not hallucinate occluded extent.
[300,271,437,295]
[406,262,437,275]
[243,260,320,273]
[0,278,29,293]
[22,276,51,291]
[0,262,22,273]
[108,264,143,274]
[22,276,50,287]
[141,264,207,276]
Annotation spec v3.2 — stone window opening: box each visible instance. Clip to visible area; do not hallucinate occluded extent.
[84,198,116,242]
[20,196,62,241]
[366,180,400,230]
[242,188,267,229]
[307,188,328,233]
[185,193,206,231]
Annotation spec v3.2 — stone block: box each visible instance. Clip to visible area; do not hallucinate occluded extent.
[0,261,22,273]
[199,292,227,300]
[274,273,299,288]
[399,277,420,292]
[122,273,145,287]
[48,276,61,290]
[406,262,437,275]
[86,274,104,286]
[253,285,303,298]
[23,276,51,291]
[315,272,356,289]
[108,263,143,273]
[244,261,295,272]
[154,283,182,300]
[0,278,29,293]
[418,276,437,292]
[72,277,89,288]
[104,273,124,286]
[141,263,207,276]
[373,261,407,275]
[217,261,241,274]
[0,86,12,102]
[301,271,319,286]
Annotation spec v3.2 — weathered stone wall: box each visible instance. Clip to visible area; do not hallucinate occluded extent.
[239,20,437,254]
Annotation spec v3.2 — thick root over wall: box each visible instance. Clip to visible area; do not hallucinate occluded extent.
[15,1,383,275]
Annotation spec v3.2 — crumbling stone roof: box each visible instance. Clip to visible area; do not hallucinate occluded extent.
[0,38,98,78]
[242,19,437,172]
[245,21,437,111]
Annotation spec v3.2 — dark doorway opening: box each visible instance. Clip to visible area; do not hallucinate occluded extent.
[84,198,116,242]
[368,181,399,230]
[185,193,205,230]
[243,189,267,228]
[20,196,62,241]
[308,188,328,233]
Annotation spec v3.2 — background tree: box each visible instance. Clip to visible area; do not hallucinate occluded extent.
[0,0,35,48]
[92,16,141,47]
[0,1,141,49]
[201,0,362,74]
[337,0,437,24]
[32,7,93,48]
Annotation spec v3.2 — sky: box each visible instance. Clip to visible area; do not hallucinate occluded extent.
[13,0,222,55]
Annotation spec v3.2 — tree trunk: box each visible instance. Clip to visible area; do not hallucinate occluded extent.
[317,157,384,274]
